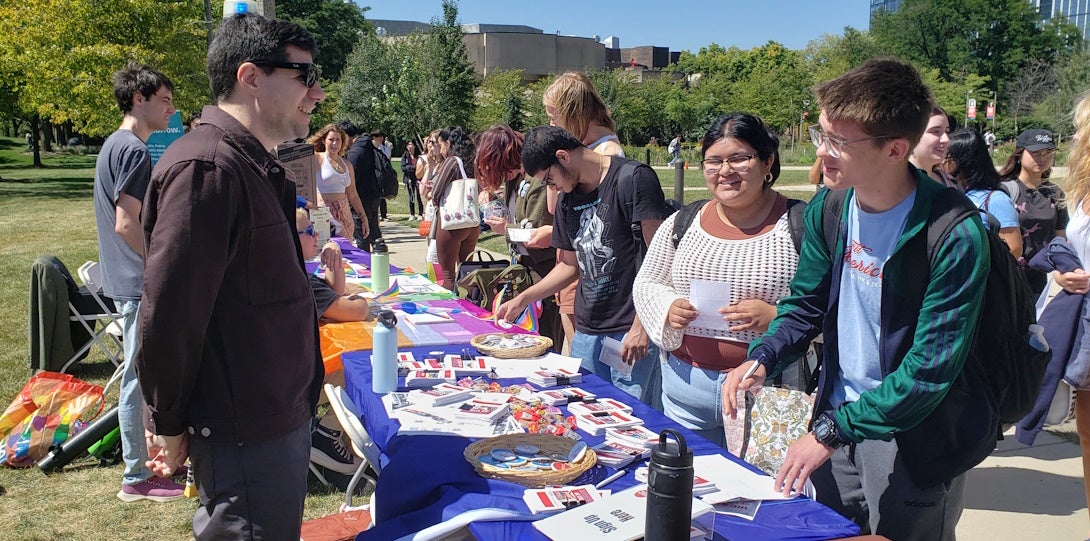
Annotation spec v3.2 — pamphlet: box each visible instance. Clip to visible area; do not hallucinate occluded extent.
[532,485,714,541]
[688,278,732,332]
[599,337,632,378]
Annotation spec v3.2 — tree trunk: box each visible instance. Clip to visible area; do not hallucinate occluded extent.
[30,114,42,167]
[41,120,53,152]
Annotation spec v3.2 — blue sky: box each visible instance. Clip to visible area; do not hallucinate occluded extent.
[355,1,873,53]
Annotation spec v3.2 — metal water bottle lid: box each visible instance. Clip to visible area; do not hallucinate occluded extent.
[652,428,692,468]
[372,238,388,253]
[377,309,397,329]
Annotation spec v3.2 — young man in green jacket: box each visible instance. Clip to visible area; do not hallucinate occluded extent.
[724,59,997,540]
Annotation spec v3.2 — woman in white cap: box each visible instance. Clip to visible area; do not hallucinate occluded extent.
[999,127,1067,295]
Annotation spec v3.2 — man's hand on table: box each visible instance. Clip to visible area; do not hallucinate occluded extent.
[774,433,834,497]
[145,431,188,477]
[494,294,530,325]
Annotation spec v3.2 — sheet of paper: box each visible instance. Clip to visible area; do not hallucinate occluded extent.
[598,337,632,378]
[507,228,537,243]
[713,499,761,520]
[491,352,583,379]
[692,454,796,502]
[688,279,732,332]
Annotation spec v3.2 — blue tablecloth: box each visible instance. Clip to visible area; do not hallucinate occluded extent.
[342,347,860,541]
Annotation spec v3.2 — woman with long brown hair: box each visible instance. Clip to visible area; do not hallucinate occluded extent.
[308,123,367,241]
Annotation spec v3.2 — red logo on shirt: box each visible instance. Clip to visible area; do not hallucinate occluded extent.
[845,241,882,278]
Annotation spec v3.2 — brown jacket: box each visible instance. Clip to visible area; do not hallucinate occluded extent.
[137,106,322,443]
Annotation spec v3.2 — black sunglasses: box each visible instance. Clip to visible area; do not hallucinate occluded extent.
[251,61,321,88]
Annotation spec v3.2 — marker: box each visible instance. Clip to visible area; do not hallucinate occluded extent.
[595,469,627,489]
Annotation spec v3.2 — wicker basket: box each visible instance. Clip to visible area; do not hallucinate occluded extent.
[463,433,597,487]
[471,333,553,359]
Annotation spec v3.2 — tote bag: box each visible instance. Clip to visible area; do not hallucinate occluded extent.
[439,157,480,231]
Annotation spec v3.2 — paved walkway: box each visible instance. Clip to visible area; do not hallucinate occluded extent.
[375,220,1088,540]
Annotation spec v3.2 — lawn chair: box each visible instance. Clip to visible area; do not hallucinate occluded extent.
[28,256,120,373]
[62,261,123,373]
[324,384,382,512]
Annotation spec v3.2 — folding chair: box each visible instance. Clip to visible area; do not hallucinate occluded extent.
[62,261,123,373]
[324,383,383,512]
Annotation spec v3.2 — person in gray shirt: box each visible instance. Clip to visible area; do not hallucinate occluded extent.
[93,62,178,503]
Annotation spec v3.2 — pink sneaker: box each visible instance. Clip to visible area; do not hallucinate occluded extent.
[117,476,185,503]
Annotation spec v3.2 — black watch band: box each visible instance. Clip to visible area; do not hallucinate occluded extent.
[813,412,845,449]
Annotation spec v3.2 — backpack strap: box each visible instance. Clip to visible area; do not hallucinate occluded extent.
[819,188,848,259]
[786,198,807,253]
[1001,180,1021,206]
[616,159,649,266]
[671,199,708,249]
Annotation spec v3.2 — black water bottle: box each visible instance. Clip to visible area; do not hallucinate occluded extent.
[645,428,693,541]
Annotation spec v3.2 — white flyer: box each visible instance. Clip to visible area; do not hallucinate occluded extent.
[599,337,633,378]
[688,279,732,332]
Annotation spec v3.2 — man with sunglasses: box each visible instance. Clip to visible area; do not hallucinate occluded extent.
[724,59,996,540]
[137,13,326,538]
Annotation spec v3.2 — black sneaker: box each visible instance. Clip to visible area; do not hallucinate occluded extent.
[311,426,361,474]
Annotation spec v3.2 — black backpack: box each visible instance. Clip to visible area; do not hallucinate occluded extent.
[819,188,1049,424]
[373,147,399,200]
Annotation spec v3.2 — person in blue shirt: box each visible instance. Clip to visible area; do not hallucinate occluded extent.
[942,128,1022,258]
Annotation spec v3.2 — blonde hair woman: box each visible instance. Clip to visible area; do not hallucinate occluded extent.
[308,124,367,241]
[542,72,625,354]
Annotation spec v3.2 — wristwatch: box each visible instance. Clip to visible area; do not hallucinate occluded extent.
[812,411,846,449]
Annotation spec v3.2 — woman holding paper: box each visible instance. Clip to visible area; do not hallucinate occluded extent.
[633,113,799,446]
[476,124,563,351]
[308,123,367,241]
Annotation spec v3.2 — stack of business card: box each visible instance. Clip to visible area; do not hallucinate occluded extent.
[400,358,444,371]
[590,440,652,468]
[635,466,719,497]
[527,369,582,388]
[523,484,606,514]
[455,398,510,425]
[442,354,493,376]
[536,387,596,406]
[404,369,457,388]
[408,382,472,407]
[565,398,632,417]
[604,425,660,449]
[573,409,642,436]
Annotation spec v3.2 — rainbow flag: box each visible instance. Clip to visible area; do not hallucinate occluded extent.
[511,300,542,333]
[372,279,400,301]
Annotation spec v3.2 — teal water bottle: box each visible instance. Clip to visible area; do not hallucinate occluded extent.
[372,310,398,394]
[371,238,390,293]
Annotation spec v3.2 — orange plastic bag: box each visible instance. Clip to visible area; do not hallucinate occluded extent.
[0,371,105,467]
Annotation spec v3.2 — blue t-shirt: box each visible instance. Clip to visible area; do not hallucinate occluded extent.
[832,190,917,408]
[966,189,1018,229]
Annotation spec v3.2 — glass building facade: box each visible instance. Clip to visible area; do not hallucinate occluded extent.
[1034,0,1090,41]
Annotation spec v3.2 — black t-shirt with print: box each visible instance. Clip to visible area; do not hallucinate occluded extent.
[552,157,668,334]
[1007,178,1068,293]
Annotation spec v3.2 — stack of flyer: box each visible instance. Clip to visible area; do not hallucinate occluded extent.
[408,382,472,407]
[455,397,510,424]
[527,369,582,388]
[590,440,652,468]
[404,369,457,388]
[573,409,643,436]
[442,354,493,376]
[532,485,715,541]
[635,466,719,497]
[536,387,595,406]
[605,425,660,449]
[522,484,607,514]
[565,398,631,417]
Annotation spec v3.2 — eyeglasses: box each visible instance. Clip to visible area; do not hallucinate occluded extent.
[298,224,316,237]
[809,125,891,159]
[541,166,556,187]
[250,61,321,88]
[701,155,756,175]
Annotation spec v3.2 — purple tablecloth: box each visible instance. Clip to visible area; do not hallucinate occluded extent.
[342,349,860,541]
[304,237,405,276]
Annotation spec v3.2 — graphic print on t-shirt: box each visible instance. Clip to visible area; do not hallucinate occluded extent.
[844,240,883,281]
[573,200,619,302]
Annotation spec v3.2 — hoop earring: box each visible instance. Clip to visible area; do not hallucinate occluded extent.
[764,172,773,184]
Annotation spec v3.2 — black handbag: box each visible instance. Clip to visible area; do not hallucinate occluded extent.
[456,250,510,282]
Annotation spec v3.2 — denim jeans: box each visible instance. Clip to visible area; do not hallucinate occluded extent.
[571,330,661,410]
[117,299,152,485]
[660,353,728,447]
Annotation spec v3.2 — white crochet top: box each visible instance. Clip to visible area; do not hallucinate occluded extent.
[633,202,799,352]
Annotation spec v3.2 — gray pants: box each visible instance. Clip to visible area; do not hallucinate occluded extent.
[812,438,966,541]
[190,421,312,540]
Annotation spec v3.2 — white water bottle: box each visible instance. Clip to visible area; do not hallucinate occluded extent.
[371,310,398,394]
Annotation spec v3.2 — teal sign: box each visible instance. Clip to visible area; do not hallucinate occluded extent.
[146,111,185,165]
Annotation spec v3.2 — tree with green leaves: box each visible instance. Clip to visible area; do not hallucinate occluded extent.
[278,0,370,82]
[426,0,477,129]
[470,69,526,132]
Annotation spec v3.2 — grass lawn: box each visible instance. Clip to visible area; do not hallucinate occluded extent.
[0,137,815,538]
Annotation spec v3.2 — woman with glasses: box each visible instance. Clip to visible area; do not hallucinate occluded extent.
[307,123,367,242]
[941,129,1022,258]
[909,107,955,187]
[633,113,800,446]
[476,125,563,350]
[999,128,1067,294]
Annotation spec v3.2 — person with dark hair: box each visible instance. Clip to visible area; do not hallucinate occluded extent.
[93,61,179,503]
[372,129,393,221]
[428,126,479,290]
[402,140,421,220]
[345,124,383,250]
[724,58,995,539]
[633,113,798,446]
[943,128,1022,257]
[496,125,669,406]
[477,125,563,351]
[999,128,1067,294]
[136,13,326,538]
